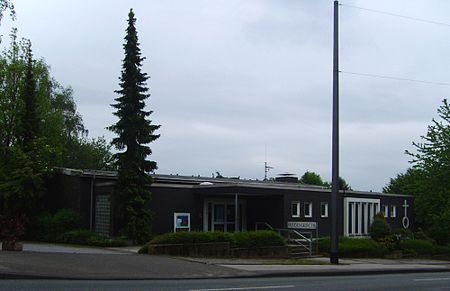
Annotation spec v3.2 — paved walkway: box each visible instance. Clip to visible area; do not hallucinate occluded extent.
[0,243,449,279]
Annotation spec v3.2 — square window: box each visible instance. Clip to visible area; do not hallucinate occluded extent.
[304,202,312,218]
[321,202,328,218]
[391,205,396,218]
[291,201,300,217]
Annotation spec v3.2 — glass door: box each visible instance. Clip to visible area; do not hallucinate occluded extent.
[212,203,238,232]
[213,204,225,231]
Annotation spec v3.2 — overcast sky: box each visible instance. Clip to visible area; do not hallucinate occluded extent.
[2,0,449,191]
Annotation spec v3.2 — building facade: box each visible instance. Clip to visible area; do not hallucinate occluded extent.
[47,168,414,238]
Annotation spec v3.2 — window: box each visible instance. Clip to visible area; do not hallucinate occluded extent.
[344,197,380,237]
[321,202,328,218]
[291,201,300,218]
[304,202,312,218]
[382,205,389,218]
[390,205,397,218]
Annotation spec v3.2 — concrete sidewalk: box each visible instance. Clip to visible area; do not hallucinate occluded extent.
[0,243,449,279]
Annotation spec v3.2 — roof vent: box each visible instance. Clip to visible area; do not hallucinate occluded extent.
[275,173,298,183]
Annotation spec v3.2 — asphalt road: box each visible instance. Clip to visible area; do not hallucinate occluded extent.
[1,272,450,290]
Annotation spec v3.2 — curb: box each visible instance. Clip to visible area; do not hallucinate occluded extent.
[1,267,449,280]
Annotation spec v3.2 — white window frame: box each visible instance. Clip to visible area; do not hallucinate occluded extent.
[304,202,313,218]
[390,205,397,218]
[320,202,328,218]
[291,201,300,218]
[382,205,389,218]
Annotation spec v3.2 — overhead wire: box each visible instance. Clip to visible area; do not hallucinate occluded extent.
[339,3,450,28]
[339,71,450,87]
[338,3,450,87]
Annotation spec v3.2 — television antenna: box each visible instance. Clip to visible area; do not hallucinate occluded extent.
[264,161,273,181]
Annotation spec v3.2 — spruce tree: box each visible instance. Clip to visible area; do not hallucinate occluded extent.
[108,9,160,243]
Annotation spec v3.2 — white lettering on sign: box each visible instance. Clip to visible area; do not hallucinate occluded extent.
[287,221,317,230]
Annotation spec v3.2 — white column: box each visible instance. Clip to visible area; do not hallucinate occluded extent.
[357,203,362,235]
[351,202,356,235]
[364,202,369,235]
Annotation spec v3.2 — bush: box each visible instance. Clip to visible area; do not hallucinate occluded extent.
[413,228,434,242]
[391,228,413,240]
[31,213,53,241]
[56,230,127,247]
[399,239,436,255]
[369,213,391,241]
[148,231,285,248]
[231,231,286,248]
[150,231,233,245]
[28,209,81,242]
[52,209,81,235]
[319,236,387,257]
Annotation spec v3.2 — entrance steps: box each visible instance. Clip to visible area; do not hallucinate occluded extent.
[288,244,315,258]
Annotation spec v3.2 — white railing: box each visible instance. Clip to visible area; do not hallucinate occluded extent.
[254,222,317,256]
[255,221,275,231]
[277,228,313,256]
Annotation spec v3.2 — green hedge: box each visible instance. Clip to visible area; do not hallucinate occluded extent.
[56,230,127,247]
[147,231,285,248]
[319,236,387,257]
[399,239,436,255]
[232,231,286,248]
[149,231,233,245]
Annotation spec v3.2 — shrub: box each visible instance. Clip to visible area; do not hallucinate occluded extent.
[51,209,81,235]
[319,236,387,257]
[391,228,413,240]
[377,235,397,251]
[413,228,434,242]
[148,231,285,248]
[150,231,233,245]
[31,212,53,241]
[369,213,391,241]
[56,230,127,247]
[399,239,436,255]
[231,231,286,248]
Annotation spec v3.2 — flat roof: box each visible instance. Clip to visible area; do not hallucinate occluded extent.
[54,167,412,197]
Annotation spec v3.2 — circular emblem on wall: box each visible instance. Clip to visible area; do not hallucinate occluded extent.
[402,216,410,229]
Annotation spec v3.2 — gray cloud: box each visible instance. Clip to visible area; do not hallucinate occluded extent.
[2,0,448,191]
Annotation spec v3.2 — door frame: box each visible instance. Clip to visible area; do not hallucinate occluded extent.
[203,197,247,232]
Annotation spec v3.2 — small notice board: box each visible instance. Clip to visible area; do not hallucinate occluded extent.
[287,221,317,230]
[173,212,190,232]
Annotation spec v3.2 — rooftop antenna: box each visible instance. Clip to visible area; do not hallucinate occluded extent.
[264,146,273,180]
[264,162,273,181]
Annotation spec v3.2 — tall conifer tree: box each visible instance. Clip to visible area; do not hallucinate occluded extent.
[109,9,160,243]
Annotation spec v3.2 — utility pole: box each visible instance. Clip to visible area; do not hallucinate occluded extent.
[330,0,340,264]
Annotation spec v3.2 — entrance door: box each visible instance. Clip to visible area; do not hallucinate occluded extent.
[204,199,246,232]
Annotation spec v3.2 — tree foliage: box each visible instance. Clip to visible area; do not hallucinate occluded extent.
[299,171,352,190]
[385,99,450,244]
[108,9,160,244]
[0,29,114,224]
[383,168,422,195]
[299,171,325,186]
[0,0,14,25]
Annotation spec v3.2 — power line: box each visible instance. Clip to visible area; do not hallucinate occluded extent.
[340,3,450,28]
[339,70,450,87]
